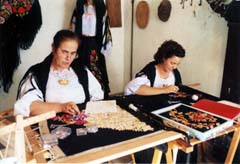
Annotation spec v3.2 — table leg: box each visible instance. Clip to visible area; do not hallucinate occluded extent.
[152,149,163,164]
[225,128,240,164]
[166,143,174,164]
[131,154,136,164]
[172,147,178,163]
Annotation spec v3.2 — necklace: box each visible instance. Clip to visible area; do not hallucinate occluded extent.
[52,69,70,86]
[58,79,69,86]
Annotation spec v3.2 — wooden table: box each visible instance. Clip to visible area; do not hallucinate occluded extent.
[168,101,240,164]
[38,118,183,163]
[0,110,183,163]
[115,89,240,164]
[1,97,238,163]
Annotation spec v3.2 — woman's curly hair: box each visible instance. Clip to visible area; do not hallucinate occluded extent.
[154,40,185,64]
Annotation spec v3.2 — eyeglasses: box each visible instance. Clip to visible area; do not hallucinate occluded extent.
[59,48,78,58]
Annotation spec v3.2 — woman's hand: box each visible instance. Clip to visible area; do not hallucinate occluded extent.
[61,102,80,115]
[136,84,179,95]
[162,85,179,94]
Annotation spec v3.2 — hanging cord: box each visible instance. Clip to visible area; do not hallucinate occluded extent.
[130,0,135,79]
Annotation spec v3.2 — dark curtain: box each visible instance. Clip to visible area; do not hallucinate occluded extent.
[220,1,240,103]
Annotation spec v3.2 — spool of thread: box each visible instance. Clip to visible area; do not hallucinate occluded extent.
[191,94,199,101]
[128,104,139,112]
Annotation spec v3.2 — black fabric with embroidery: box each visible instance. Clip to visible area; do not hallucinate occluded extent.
[0,0,42,92]
[47,120,157,156]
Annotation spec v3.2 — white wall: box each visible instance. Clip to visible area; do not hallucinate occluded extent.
[129,0,228,97]
[106,0,125,94]
[0,0,229,111]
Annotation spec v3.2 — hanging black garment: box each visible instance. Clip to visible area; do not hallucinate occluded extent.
[0,0,42,92]
[71,0,110,98]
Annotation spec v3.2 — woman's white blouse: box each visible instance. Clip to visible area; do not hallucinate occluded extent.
[46,68,86,103]
[82,5,96,36]
[14,67,104,116]
[124,70,175,95]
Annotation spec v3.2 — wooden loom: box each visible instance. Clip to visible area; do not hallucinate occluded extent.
[0,111,55,163]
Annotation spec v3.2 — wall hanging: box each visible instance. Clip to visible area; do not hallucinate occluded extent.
[0,0,42,92]
[106,0,122,27]
[136,1,149,28]
[70,0,112,98]
[158,0,172,22]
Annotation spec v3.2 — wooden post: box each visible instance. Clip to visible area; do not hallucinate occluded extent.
[225,127,240,164]
[15,115,26,163]
[152,149,163,164]
[165,143,174,164]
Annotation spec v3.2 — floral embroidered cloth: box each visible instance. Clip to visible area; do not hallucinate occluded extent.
[51,113,88,126]
[0,0,32,24]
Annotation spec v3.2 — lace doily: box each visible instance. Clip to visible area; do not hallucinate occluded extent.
[85,106,153,132]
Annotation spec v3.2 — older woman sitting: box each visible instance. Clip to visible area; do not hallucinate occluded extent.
[14,29,103,116]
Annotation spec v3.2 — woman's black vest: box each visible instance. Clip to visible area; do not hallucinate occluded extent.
[136,61,182,87]
[17,54,90,103]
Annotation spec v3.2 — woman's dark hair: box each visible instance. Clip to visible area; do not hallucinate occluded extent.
[52,29,80,49]
[154,40,185,64]
[83,0,95,5]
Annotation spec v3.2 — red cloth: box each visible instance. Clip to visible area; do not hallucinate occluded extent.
[193,99,240,120]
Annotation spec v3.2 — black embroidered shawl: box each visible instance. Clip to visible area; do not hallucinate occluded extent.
[17,54,90,106]
[0,0,42,92]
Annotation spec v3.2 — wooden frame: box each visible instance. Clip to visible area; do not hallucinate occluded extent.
[170,100,240,164]
[0,111,55,163]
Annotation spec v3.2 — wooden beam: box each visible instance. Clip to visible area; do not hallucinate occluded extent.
[0,111,55,136]
[15,115,26,163]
